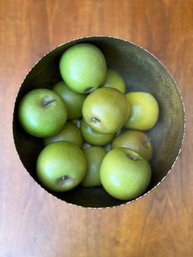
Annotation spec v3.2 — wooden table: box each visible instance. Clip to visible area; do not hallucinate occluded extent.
[0,1,192,256]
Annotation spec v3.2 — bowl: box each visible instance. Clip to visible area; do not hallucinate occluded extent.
[13,36,185,208]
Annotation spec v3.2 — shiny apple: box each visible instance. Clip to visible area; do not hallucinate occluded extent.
[82,87,129,134]
[36,141,86,192]
[18,89,67,137]
[59,43,107,93]
[100,148,152,200]
[125,92,159,130]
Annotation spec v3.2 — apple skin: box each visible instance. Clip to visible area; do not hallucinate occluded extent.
[102,68,126,93]
[52,81,86,119]
[36,141,86,192]
[43,121,83,147]
[125,92,159,130]
[112,129,153,161]
[59,43,107,94]
[100,148,152,200]
[18,89,68,138]
[80,119,115,146]
[81,146,106,187]
[82,87,130,134]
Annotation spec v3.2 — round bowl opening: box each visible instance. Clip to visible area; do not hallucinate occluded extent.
[13,36,185,208]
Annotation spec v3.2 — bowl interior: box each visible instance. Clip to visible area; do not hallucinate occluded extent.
[13,37,185,208]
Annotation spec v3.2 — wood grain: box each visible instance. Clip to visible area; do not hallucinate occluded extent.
[0,0,192,256]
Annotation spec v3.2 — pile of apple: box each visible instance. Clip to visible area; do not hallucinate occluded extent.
[18,43,159,201]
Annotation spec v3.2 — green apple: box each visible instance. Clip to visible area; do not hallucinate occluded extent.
[125,92,159,130]
[80,119,115,146]
[82,87,130,134]
[36,141,86,192]
[81,146,106,187]
[59,43,107,93]
[18,89,68,138]
[102,68,126,93]
[112,129,153,161]
[43,121,83,147]
[52,81,86,119]
[100,148,152,200]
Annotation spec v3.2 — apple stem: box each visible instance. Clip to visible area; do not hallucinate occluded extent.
[84,87,93,93]
[41,96,56,108]
[127,153,139,161]
[56,175,70,186]
[90,117,101,124]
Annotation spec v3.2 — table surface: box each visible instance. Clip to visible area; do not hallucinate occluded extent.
[0,0,193,256]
